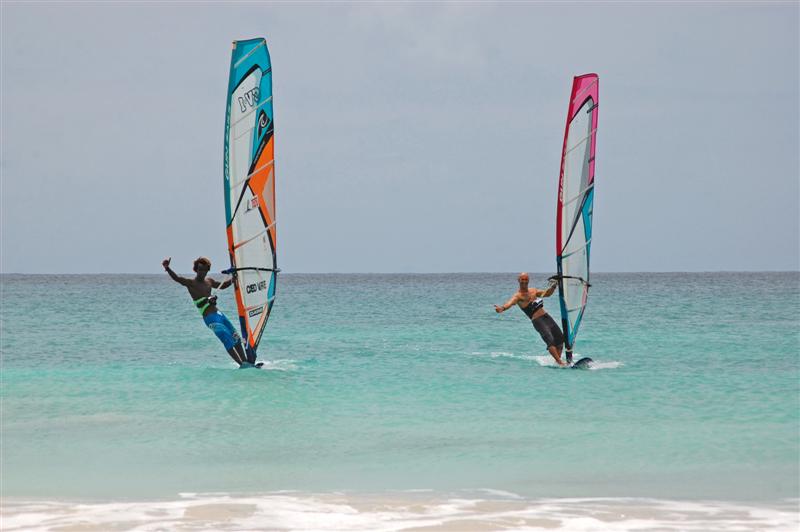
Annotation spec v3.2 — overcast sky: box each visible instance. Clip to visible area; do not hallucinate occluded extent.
[2,2,798,274]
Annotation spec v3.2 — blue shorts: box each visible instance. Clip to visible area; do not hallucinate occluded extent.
[203,311,242,350]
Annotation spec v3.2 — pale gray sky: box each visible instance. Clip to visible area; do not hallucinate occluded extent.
[2,2,798,274]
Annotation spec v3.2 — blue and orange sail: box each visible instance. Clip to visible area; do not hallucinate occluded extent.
[222,38,277,363]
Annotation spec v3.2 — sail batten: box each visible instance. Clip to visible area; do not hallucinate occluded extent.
[232,97,274,128]
[561,238,592,259]
[563,183,595,207]
[231,162,275,190]
[564,128,598,156]
[224,38,277,362]
[234,40,266,68]
[556,74,598,357]
[233,225,275,251]
[573,77,599,101]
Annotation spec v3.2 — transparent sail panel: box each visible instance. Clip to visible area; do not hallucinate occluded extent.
[562,99,593,237]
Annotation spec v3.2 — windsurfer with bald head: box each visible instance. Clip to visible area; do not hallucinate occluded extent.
[162,256,249,366]
[495,273,567,366]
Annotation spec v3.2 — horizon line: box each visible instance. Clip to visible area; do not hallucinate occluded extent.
[1,270,799,276]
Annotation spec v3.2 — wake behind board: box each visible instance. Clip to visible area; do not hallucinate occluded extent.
[239,361,266,369]
[570,357,593,369]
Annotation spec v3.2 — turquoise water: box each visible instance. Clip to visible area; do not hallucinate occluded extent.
[2,272,798,504]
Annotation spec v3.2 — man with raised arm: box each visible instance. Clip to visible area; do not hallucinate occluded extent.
[495,272,567,366]
[162,256,249,366]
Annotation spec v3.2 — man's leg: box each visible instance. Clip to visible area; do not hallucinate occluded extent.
[549,316,568,365]
[535,316,567,366]
[226,346,245,365]
[548,344,566,366]
[208,312,247,366]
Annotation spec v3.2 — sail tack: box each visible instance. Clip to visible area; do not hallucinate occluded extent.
[223,38,277,361]
[556,74,598,356]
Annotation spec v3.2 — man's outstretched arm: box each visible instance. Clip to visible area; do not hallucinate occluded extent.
[494,294,518,313]
[162,257,191,287]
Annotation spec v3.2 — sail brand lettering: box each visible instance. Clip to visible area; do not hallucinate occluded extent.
[248,307,264,318]
[246,280,267,294]
[238,88,260,112]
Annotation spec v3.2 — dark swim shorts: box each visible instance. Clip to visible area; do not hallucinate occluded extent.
[532,314,565,348]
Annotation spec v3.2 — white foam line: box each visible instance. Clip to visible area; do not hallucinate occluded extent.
[476,488,525,500]
[2,495,797,532]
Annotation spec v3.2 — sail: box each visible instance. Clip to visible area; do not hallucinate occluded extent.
[555,74,598,358]
[223,38,277,362]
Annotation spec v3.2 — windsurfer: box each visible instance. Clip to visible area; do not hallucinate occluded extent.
[494,272,567,366]
[162,256,249,366]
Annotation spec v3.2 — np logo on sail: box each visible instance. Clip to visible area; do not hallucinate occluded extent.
[238,87,259,112]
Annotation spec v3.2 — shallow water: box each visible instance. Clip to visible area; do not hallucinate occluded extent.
[1,273,798,510]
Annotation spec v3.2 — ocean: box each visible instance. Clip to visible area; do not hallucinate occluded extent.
[1,272,798,530]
